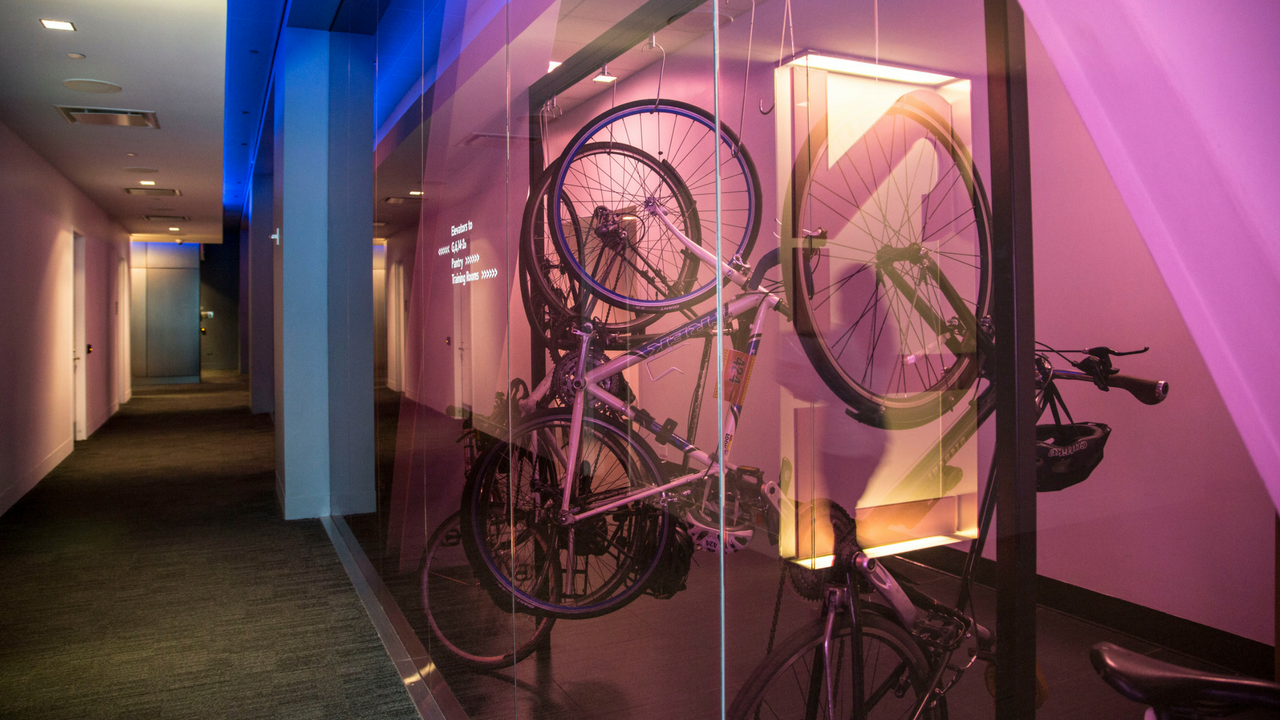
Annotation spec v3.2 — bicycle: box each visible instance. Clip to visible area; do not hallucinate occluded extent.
[727,345,1169,720]
[464,92,1000,619]
[419,393,556,669]
[1092,641,1280,719]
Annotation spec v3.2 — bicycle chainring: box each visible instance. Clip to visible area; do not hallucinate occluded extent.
[549,348,631,412]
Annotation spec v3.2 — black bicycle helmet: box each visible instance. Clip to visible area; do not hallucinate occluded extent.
[1036,421,1110,492]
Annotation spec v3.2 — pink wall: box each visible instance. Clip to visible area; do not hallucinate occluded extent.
[0,119,131,515]
[1018,0,1280,523]
[1019,24,1273,644]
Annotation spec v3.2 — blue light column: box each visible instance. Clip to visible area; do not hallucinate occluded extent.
[271,27,376,519]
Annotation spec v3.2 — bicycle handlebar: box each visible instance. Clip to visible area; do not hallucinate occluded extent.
[1052,368,1169,405]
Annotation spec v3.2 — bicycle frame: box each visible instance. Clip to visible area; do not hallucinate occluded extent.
[560,288,783,525]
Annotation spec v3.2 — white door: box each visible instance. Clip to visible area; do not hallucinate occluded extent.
[73,233,87,440]
[387,261,404,391]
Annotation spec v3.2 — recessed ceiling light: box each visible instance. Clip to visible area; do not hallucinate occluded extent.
[64,79,123,94]
[169,227,180,231]
[593,66,616,83]
[41,19,76,31]
[409,191,423,196]
[139,180,156,186]
[126,152,137,157]
[68,53,86,60]
[548,61,562,73]
[787,53,955,86]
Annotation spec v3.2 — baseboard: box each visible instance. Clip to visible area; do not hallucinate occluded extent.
[324,515,467,720]
[0,437,73,517]
[133,375,200,386]
[901,545,1274,679]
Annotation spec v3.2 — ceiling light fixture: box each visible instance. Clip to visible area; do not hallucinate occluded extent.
[547,60,562,73]
[169,227,180,231]
[41,19,76,31]
[409,191,423,196]
[787,53,955,86]
[139,180,155,186]
[64,79,122,94]
[68,53,86,60]
[593,66,616,84]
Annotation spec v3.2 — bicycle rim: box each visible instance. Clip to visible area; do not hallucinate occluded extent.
[788,93,991,429]
[421,511,555,668]
[728,611,944,720]
[553,99,762,313]
[521,154,659,356]
[461,410,672,619]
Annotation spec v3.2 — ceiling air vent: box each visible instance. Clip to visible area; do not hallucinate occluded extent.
[145,215,189,222]
[57,105,160,129]
[124,187,180,196]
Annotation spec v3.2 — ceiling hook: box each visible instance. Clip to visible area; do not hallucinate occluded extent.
[759,98,775,115]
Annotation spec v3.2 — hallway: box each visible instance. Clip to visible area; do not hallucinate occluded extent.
[0,374,418,719]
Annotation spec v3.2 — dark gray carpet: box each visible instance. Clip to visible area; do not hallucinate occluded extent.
[0,372,420,720]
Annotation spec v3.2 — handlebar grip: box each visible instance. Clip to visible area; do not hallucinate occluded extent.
[1106,374,1168,405]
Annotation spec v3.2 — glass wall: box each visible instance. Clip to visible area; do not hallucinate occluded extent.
[348,1,1272,718]
[359,0,996,716]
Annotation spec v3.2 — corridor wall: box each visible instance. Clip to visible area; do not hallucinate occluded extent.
[0,119,132,516]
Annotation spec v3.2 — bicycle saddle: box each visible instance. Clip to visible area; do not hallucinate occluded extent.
[1091,642,1280,718]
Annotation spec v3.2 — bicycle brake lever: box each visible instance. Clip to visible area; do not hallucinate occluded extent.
[1094,346,1149,357]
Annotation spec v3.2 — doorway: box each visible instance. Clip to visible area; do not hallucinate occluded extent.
[72,233,87,440]
[387,260,405,392]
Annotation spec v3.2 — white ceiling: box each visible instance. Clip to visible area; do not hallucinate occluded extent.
[0,0,226,244]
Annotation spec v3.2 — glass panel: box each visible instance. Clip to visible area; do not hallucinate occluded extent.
[726,3,991,720]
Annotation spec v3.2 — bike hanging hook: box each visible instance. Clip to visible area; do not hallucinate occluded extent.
[644,33,667,112]
[760,0,795,116]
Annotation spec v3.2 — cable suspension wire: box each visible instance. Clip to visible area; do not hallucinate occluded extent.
[712,0,726,717]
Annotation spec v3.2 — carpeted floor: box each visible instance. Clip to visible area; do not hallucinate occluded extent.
[0,372,420,720]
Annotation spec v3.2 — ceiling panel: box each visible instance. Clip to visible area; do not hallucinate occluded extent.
[0,0,228,243]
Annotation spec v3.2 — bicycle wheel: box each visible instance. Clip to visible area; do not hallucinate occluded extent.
[521,152,659,359]
[420,512,555,669]
[728,610,945,720]
[553,98,762,313]
[460,409,672,619]
[787,92,991,429]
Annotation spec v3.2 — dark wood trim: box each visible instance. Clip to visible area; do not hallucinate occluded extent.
[902,545,1275,680]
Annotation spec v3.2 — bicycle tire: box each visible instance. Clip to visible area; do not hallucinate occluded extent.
[460,409,673,619]
[420,511,556,669]
[520,152,661,358]
[553,98,762,313]
[728,609,946,720]
[786,92,992,429]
